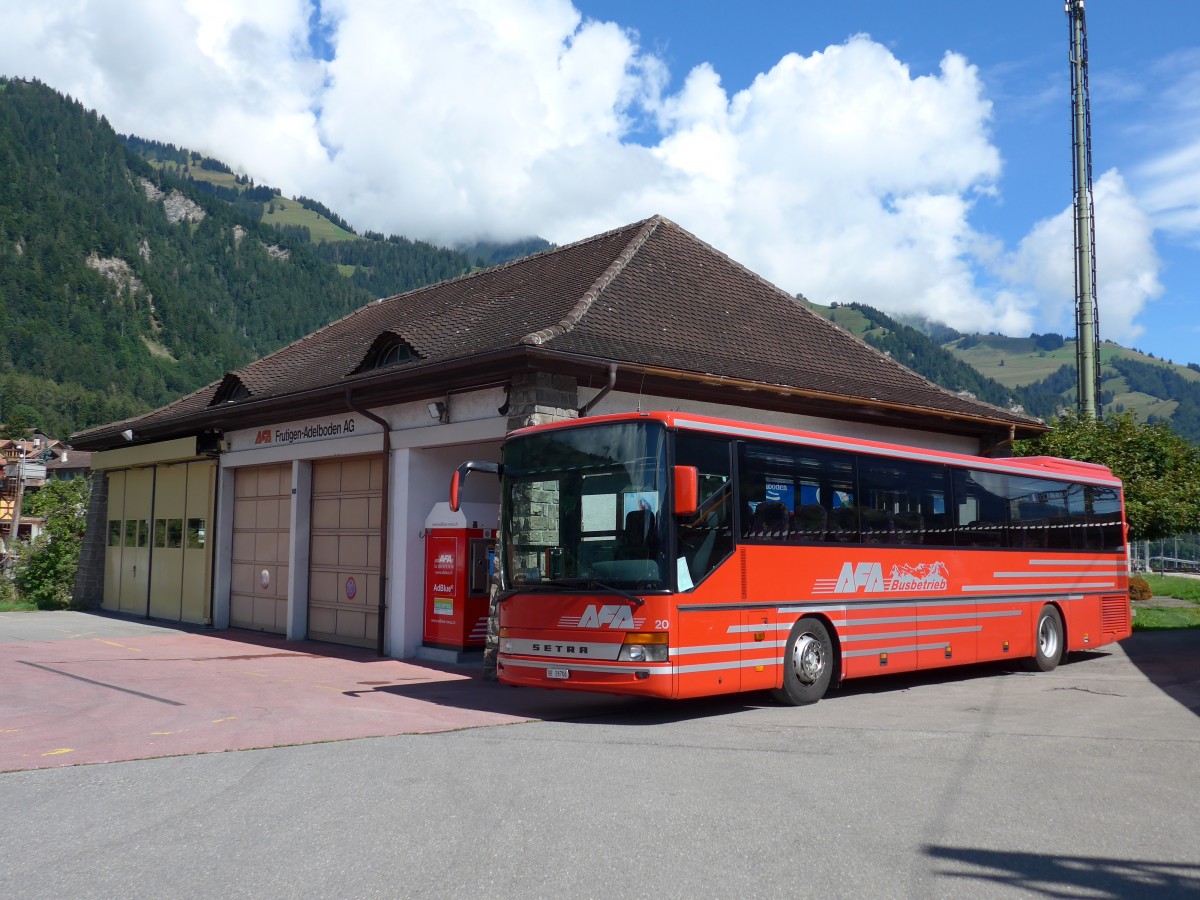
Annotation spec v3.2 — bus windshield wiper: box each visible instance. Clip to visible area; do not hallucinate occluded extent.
[500,578,645,607]
[545,577,645,607]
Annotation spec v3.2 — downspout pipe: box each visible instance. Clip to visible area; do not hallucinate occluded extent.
[578,364,618,417]
[345,388,390,656]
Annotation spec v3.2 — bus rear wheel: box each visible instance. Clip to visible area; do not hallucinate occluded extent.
[772,617,833,705]
[1028,604,1064,672]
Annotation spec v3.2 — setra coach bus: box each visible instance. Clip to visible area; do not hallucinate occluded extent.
[450,411,1131,704]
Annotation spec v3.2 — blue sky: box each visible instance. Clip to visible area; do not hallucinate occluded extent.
[4,1,1199,365]
[576,1,1200,364]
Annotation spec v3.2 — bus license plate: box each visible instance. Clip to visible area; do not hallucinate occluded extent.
[546,668,569,680]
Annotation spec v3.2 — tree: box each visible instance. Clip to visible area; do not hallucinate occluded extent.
[1013,412,1200,542]
[1,403,39,439]
[12,476,91,608]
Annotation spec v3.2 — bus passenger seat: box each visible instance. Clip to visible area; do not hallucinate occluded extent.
[793,504,827,540]
[750,501,791,539]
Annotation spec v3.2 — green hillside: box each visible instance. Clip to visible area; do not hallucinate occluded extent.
[0,80,540,439]
[0,79,402,438]
[808,299,1200,441]
[7,77,1195,445]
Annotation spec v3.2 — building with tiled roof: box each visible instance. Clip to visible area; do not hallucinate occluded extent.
[73,215,1045,658]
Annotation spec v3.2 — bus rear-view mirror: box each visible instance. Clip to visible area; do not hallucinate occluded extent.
[673,466,699,516]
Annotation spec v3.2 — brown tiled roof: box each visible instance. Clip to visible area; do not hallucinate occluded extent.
[74,215,1040,445]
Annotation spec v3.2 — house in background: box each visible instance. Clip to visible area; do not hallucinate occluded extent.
[0,435,61,548]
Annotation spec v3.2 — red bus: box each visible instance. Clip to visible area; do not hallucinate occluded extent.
[451,412,1131,704]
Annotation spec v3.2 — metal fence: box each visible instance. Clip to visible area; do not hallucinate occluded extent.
[1130,535,1200,574]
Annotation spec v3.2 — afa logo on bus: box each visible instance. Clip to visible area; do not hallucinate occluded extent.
[815,561,950,595]
[559,604,648,630]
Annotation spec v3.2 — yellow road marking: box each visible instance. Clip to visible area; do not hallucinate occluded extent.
[92,639,143,652]
[0,728,21,734]
[211,717,236,724]
[313,683,349,694]
[150,731,182,736]
[42,748,74,757]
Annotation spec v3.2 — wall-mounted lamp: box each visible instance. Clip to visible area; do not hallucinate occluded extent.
[121,429,134,442]
[427,400,449,424]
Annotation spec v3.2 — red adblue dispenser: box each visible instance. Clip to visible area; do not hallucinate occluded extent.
[422,502,497,652]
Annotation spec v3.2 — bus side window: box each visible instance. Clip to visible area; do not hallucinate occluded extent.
[675,434,734,585]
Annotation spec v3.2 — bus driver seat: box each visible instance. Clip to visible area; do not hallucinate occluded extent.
[618,507,657,558]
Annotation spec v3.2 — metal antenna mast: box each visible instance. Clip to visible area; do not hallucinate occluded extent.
[1068,0,1101,417]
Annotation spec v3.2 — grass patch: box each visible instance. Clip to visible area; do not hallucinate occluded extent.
[1133,606,1200,630]
[1143,574,1200,601]
[0,596,37,612]
[262,198,358,243]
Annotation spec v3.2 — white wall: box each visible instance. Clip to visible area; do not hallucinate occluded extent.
[583,389,982,456]
[388,438,502,657]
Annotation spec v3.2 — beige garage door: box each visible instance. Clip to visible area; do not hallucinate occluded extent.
[230,463,291,635]
[309,456,382,648]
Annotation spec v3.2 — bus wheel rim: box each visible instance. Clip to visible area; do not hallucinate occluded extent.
[792,633,824,685]
[1039,615,1059,659]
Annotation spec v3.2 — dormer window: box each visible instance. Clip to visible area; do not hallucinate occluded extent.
[212,373,251,405]
[352,332,421,374]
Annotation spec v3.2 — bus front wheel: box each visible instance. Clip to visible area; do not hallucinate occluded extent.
[1028,604,1064,672]
[772,617,834,705]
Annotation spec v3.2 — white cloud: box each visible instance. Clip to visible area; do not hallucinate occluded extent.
[1006,170,1162,343]
[0,1,1169,343]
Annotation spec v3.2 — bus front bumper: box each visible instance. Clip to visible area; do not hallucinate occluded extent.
[497,655,674,698]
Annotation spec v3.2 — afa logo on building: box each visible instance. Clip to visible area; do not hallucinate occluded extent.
[813,561,949,595]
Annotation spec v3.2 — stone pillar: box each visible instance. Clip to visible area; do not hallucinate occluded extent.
[72,472,108,609]
[482,372,578,679]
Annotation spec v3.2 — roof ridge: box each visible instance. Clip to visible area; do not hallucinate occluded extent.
[521,215,662,346]
[652,218,1037,421]
[366,216,651,308]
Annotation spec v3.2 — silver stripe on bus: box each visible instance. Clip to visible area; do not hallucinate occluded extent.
[962,581,1114,592]
[829,610,1022,627]
[842,642,949,658]
[502,658,672,676]
[840,625,982,643]
[724,609,1023,632]
[672,640,787,656]
[778,594,1083,614]
[503,639,622,660]
[506,657,774,677]
[992,570,1125,578]
[673,657,779,674]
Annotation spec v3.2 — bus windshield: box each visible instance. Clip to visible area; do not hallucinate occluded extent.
[501,421,669,592]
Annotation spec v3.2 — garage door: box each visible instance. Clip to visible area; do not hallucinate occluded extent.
[230,463,291,635]
[148,460,215,624]
[101,468,154,616]
[309,456,382,648]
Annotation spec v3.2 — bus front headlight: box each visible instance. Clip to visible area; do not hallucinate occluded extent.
[618,633,668,662]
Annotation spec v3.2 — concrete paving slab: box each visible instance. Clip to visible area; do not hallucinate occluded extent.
[0,610,633,772]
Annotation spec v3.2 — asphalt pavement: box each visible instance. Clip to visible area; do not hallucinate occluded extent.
[2,611,1199,898]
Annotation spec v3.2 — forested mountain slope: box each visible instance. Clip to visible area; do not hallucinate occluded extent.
[807,300,1200,442]
[5,77,1196,444]
[0,79,480,437]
